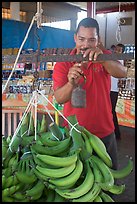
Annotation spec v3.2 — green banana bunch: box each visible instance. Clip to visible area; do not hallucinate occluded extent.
[49,159,83,188]
[89,155,114,191]
[36,151,78,167]
[83,128,112,168]
[55,160,94,199]
[109,158,133,179]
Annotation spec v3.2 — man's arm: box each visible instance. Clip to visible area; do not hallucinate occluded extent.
[54,82,74,104]
[83,47,127,78]
[101,60,127,78]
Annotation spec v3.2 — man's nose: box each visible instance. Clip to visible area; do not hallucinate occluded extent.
[83,40,90,47]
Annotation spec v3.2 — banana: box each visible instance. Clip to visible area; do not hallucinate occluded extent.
[21,135,35,147]
[7,153,17,167]
[6,135,12,145]
[109,158,133,179]
[93,195,103,202]
[90,155,114,191]
[15,170,37,184]
[39,131,60,146]
[2,175,6,189]
[21,159,26,172]
[32,153,50,168]
[4,174,18,188]
[2,136,9,160]
[67,115,87,159]
[36,119,41,133]
[30,137,71,156]
[99,191,115,202]
[32,168,49,181]
[83,128,112,168]
[71,182,101,202]
[2,184,21,197]
[2,196,15,202]
[26,180,45,197]
[49,159,83,188]
[28,112,35,136]
[46,181,77,190]
[9,134,21,153]
[55,161,94,199]
[17,160,24,172]
[29,188,44,201]
[36,151,78,167]
[25,159,31,174]
[71,159,102,202]
[3,146,14,162]
[108,184,126,195]
[81,131,93,159]
[45,188,56,202]
[53,191,67,202]
[36,161,76,178]
[49,122,64,141]
[39,114,48,133]
[12,192,29,201]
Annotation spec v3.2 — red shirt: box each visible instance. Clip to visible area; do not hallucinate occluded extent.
[53,49,114,138]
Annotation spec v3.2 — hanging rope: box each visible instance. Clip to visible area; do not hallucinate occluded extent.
[37,89,81,134]
[116,2,125,42]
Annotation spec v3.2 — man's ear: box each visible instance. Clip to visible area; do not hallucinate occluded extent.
[98,35,101,45]
[74,34,77,43]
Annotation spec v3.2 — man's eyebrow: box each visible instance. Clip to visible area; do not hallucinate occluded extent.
[78,35,97,39]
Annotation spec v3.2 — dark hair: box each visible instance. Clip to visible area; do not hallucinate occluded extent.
[111,45,116,49]
[76,17,100,37]
[116,43,125,53]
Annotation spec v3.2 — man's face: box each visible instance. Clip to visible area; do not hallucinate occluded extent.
[115,46,123,53]
[74,26,98,54]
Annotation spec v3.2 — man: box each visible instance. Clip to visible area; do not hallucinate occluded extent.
[52,18,127,170]
[110,43,125,140]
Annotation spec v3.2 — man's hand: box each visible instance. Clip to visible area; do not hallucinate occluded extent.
[83,47,103,62]
[67,63,83,86]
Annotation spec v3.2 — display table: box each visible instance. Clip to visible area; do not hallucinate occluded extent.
[116,98,135,128]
